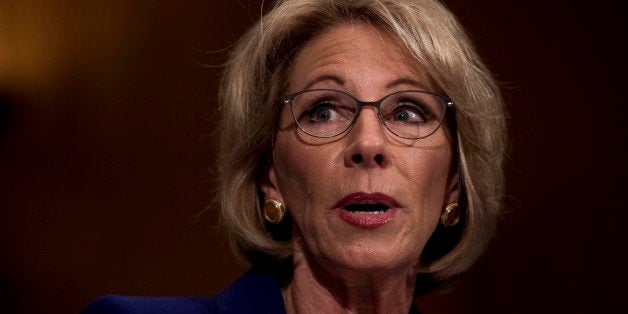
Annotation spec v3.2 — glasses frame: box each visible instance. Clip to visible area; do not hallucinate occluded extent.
[282,89,455,139]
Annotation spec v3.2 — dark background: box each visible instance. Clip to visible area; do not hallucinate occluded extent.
[0,0,625,313]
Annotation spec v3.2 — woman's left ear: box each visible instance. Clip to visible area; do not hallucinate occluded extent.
[445,167,461,205]
[260,166,284,203]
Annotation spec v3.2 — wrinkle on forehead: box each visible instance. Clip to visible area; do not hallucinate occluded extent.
[288,22,434,94]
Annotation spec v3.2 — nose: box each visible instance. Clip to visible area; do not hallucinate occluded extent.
[343,107,390,168]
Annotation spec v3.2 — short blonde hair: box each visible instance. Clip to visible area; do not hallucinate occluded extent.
[217,0,506,293]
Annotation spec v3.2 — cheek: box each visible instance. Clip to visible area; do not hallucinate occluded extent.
[272,132,352,245]
[272,134,337,207]
[401,148,451,195]
[273,107,323,192]
[275,142,315,191]
[395,141,454,228]
[396,145,453,251]
[398,132,453,190]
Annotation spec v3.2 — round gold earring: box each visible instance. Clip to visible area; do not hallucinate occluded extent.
[263,199,285,224]
[440,202,460,227]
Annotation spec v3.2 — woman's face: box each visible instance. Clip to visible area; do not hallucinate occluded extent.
[262,23,459,275]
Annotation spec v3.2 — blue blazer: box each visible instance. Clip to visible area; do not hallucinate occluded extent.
[83,268,422,313]
[82,269,286,314]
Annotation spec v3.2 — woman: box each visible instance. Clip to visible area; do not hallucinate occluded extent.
[84,0,506,313]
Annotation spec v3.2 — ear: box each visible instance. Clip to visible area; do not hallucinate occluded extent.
[444,166,461,206]
[260,166,284,203]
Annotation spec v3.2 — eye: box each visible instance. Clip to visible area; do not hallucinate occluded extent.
[308,102,338,122]
[391,101,428,123]
[299,100,350,124]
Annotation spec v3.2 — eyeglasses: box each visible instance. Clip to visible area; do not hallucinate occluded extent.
[282,89,454,139]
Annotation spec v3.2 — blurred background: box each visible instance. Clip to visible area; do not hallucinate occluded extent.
[0,0,625,313]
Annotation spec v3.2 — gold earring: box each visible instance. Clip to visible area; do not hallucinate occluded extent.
[440,202,460,227]
[263,199,285,224]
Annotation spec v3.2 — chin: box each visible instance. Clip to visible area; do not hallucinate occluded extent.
[322,240,421,277]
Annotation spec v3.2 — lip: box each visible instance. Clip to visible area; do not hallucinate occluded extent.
[334,192,400,229]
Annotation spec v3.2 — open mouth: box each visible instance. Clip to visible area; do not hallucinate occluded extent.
[344,203,390,213]
[334,192,399,228]
[335,192,399,213]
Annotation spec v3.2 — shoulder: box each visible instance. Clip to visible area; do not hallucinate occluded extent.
[213,268,286,313]
[82,269,286,314]
[82,295,216,314]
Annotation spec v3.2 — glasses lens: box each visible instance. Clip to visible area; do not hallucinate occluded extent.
[290,90,356,137]
[379,91,447,139]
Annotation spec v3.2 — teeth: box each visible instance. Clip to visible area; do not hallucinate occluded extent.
[345,204,389,212]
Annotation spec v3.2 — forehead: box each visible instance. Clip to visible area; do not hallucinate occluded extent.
[288,23,433,93]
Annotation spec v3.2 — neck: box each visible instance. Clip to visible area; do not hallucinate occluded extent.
[282,246,417,314]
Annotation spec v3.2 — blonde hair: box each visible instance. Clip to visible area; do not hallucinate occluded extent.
[217,0,506,293]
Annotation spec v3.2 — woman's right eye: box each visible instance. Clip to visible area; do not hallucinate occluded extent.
[304,102,339,123]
